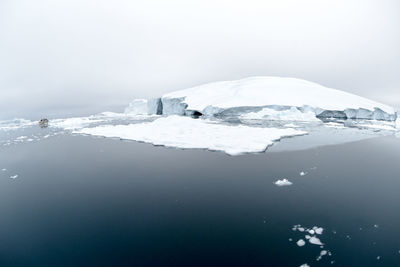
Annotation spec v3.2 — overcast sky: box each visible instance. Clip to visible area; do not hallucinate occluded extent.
[1,0,399,119]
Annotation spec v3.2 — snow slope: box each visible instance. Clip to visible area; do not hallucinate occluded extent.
[160,77,396,120]
[76,115,307,155]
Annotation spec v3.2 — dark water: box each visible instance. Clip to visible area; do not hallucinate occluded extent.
[0,131,400,266]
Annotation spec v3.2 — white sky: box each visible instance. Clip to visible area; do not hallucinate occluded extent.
[1,0,399,119]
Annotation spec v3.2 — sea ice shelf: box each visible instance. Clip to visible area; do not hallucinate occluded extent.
[76,116,307,155]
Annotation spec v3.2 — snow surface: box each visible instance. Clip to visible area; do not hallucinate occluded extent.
[76,116,307,156]
[162,77,396,118]
[274,179,293,186]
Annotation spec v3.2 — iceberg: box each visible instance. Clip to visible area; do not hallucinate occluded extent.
[124,99,148,115]
[127,77,396,121]
[76,115,307,156]
[125,98,163,115]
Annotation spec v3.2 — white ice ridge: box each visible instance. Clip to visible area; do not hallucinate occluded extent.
[160,77,396,120]
[76,115,307,156]
[240,107,320,122]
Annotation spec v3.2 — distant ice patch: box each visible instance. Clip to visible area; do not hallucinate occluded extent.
[274,179,293,186]
[10,175,18,179]
[76,116,307,156]
[299,264,310,267]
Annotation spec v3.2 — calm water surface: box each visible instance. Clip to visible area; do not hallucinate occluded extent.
[0,129,399,266]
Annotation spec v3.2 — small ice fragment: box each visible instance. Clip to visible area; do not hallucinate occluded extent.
[298,227,305,232]
[27,138,34,142]
[305,235,311,239]
[274,179,293,186]
[377,256,381,260]
[43,134,50,138]
[299,264,310,267]
[297,239,306,247]
[309,236,323,245]
[300,171,307,176]
[1,168,6,171]
[374,224,379,228]
[330,261,335,264]
[16,136,27,140]
[289,238,292,242]
[308,229,315,235]
[317,250,327,261]
[10,175,18,179]
[315,227,324,235]
[346,235,351,240]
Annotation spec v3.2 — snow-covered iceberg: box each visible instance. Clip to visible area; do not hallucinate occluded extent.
[127,77,396,121]
[76,115,307,155]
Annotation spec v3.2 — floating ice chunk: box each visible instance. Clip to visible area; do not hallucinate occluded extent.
[0,119,35,131]
[315,227,324,235]
[308,229,315,235]
[300,171,307,176]
[305,235,311,239]
[299,264,310,267]
[309,236,323,245]
[377,256,381,260]
[297,239,306,247]
[316,250,328,261]
[16,136,27,140]
[274,179,293,186]
[77,116,307,156]
[374,224,379,228]
[1,168,6,171]
[10,175,18,179]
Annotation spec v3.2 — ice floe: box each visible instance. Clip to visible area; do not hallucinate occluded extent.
[10,175,18,179]
[309,236,323,246]
[274,179,293,186]
[299,264,309,267]
[297,239,306,247]
[76,116,307,156]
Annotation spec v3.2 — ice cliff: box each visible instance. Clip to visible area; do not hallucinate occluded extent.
[125,77,397,121]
